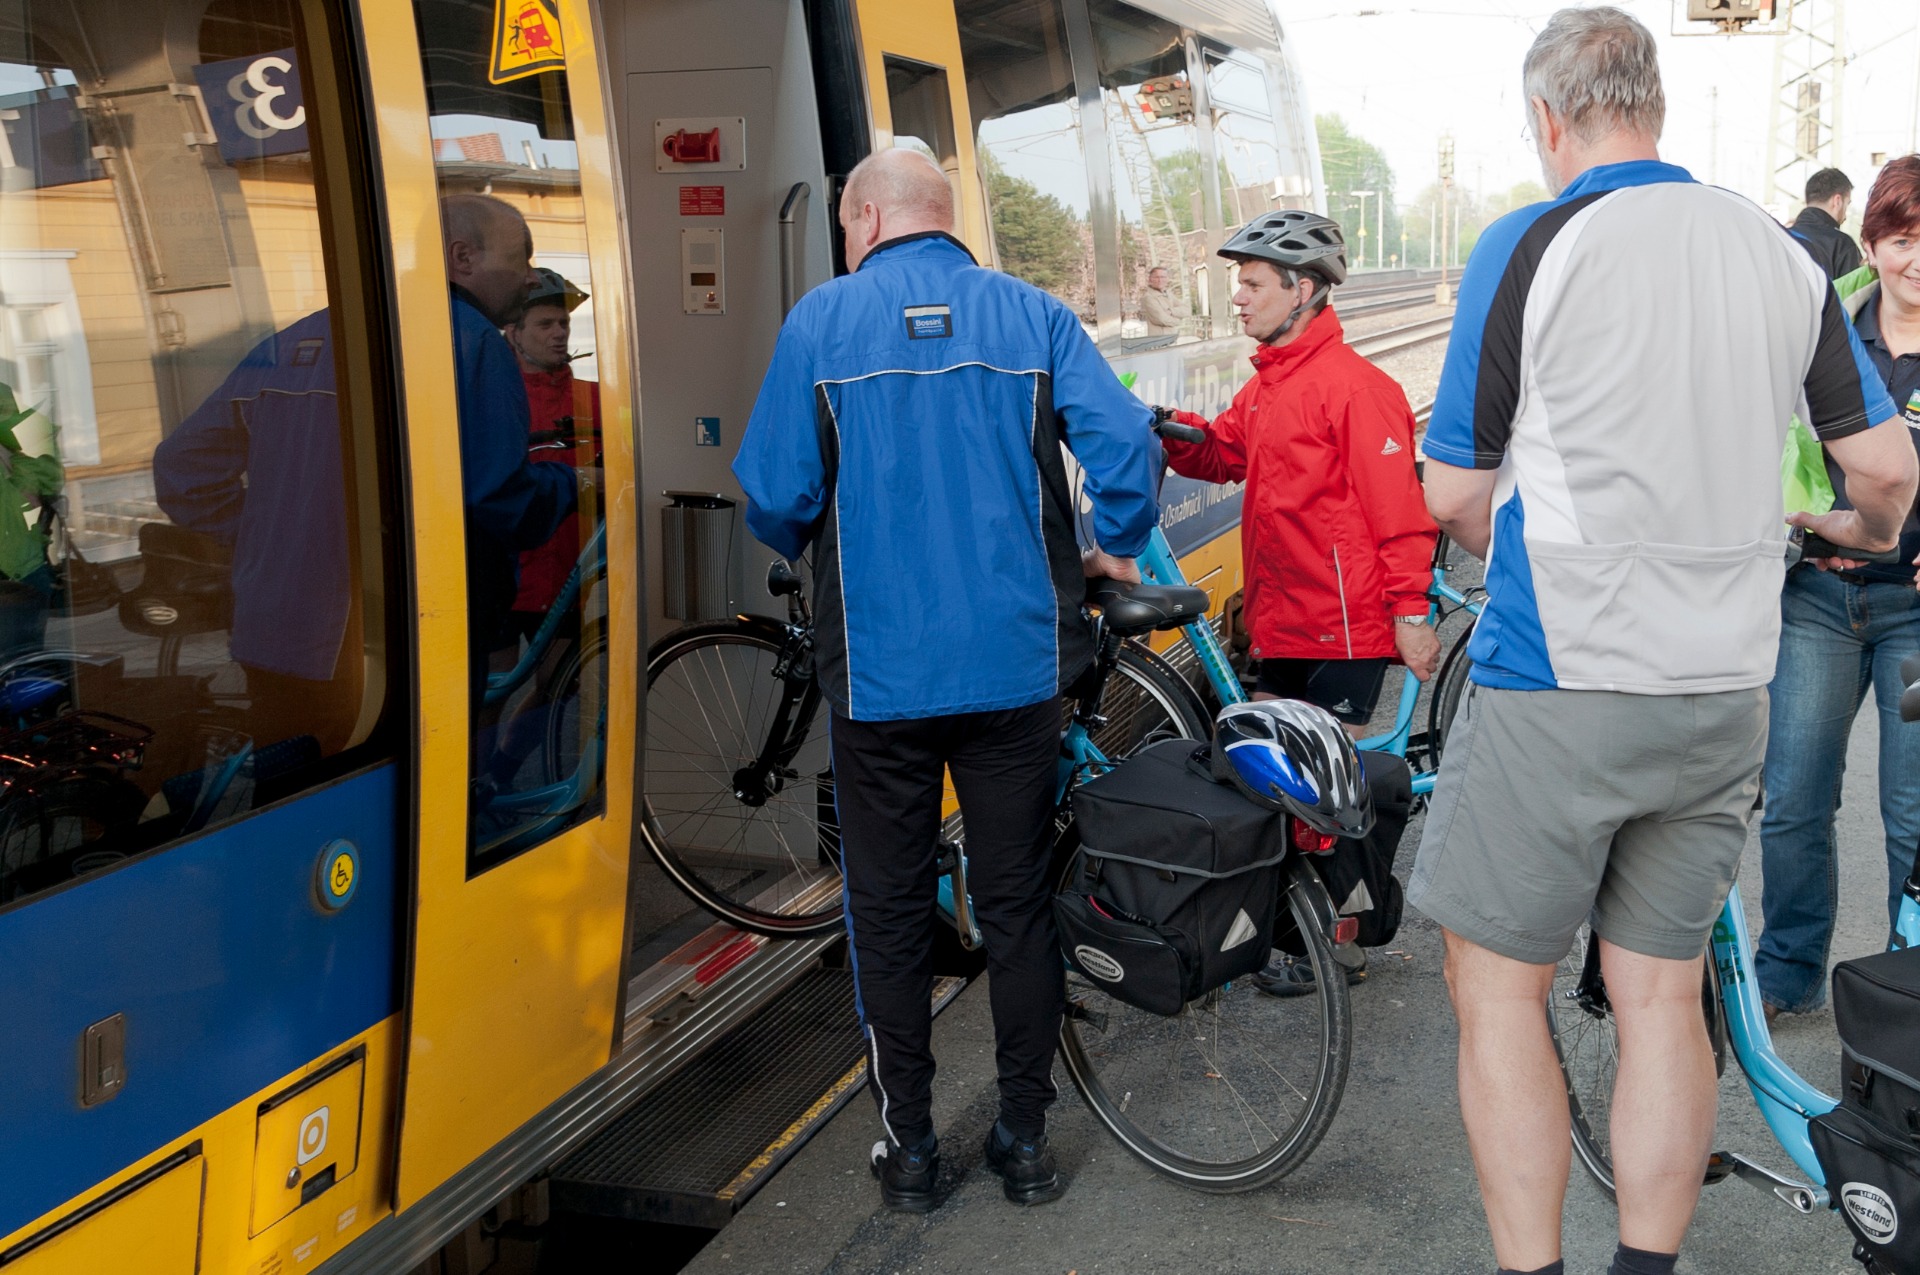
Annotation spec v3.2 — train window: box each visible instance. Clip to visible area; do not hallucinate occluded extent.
[1205,51,1284,231]
[885,56,961,203]
[0,0,395,912]
[957,0,1097,326]
[413,0,608,874]
[1088,0,1204,348]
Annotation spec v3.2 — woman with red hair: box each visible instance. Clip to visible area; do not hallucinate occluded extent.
[1756,154,1920,1021]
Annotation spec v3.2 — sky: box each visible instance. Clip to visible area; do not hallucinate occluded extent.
[1282,0,1920,221]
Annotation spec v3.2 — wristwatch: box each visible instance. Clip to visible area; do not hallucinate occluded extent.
[1393,614,1428,625]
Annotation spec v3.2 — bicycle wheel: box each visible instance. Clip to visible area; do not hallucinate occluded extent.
[1426,620,1475,767]
[1087,641,1211,760]
[1060,857,1353,1191]
[541,623,608,789]
[643,618,843,936]
[1549,923,1726,1200]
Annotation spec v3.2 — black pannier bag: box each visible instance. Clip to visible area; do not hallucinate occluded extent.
[1273,752,1410,957]
[1054,739,1285,1017]
[1810,947,1920,1274]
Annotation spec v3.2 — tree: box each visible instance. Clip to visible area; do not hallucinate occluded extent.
[1315,114,1400,271]
[983,163,1085,297]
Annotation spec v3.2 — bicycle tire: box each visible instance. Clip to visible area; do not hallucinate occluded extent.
[541,623,608,789]
[642,617,843,936]
[1548,922,1724,1200]
[1426,619,1475,768]
[1060,857,1353,1191]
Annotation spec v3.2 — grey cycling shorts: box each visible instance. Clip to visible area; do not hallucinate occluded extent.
[1408,683,1766,964]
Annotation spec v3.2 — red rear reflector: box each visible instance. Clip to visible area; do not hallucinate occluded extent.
[1333,917,1359,946]
[1289,819,1337,855]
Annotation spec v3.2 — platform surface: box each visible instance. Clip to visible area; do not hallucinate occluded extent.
[685,711,1891,1275]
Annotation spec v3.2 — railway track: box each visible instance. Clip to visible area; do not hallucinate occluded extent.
[1351,314,1453,360]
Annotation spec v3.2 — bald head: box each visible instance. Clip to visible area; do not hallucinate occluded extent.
[442,193,536,325]
[839,148,957,269]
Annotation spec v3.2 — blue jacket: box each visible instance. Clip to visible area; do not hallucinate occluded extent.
[155,309,349,681]
[734,233,1160,721]
[450,289,576,657]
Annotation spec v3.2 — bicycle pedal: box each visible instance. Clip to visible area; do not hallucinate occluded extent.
[1705,1151,1737,1185]
[1064,998,1109,1034]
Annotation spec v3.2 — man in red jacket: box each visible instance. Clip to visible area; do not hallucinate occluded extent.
[1164,211,1438,992]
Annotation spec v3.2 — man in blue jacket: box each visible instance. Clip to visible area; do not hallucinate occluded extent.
[735,149,1159,1212]
[439,194,580,708]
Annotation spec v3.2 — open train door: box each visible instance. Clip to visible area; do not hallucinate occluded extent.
[355,0,643,1209]
[848,0,993,257]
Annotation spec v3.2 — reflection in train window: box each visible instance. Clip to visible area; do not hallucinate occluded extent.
[885,55,961,206]
[0,0,393,911]
[414,0,608,874]
[958,0,1097,325]
[1206,50,1284,232]
[1088,0,1205,348]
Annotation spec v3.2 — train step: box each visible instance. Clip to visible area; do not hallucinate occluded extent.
[549,966,965,1230]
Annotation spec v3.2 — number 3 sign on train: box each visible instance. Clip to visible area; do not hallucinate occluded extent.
[192,50,309,162]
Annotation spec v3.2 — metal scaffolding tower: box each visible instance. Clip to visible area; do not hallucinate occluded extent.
[1764,0,1847,213]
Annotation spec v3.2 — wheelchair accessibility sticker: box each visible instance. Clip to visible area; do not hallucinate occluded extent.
[316,840,359,911]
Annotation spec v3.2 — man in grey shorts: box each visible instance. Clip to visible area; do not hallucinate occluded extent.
[1411,10,1918,1275]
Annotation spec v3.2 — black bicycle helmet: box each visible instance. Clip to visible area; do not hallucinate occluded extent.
[1217,210,1348,287]
[1214,699,1373,840]
[526,267,589,312]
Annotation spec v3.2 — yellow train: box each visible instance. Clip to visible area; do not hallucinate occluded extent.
[0,0,1318,1269]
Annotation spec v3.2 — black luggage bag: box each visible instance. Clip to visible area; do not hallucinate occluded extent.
[1273,753,1410,956]
[1055,739,1285,1017]
[1810,946,1920,1275]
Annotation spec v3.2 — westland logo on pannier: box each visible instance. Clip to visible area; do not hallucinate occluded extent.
[1054,740,1285,1017]
[1809,947,1920,1274]
[1845,1183,1901,1244]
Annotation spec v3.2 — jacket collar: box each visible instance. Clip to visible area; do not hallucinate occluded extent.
[1560,159,1694,202]
[1251,305,1345,376]
[523,363,574,388]
[858,231,978,269]
[1795,205,1841,231]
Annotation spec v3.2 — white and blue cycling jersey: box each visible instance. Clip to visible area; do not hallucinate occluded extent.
[1426,160,1897,695]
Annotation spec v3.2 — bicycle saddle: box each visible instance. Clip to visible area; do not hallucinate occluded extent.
[1085,578,1210,635]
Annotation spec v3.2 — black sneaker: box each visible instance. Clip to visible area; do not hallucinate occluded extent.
[869,1137,940,1213]
[982,1128,1066,1205]
[1252,951,1367,999]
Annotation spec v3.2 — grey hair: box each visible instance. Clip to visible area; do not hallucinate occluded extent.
[1523,6,1665,144]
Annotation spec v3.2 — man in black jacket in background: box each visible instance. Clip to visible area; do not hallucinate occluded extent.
[1791,167,1862,281]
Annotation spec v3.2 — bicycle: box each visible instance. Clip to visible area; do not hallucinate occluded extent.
[1549,651,1920,1263]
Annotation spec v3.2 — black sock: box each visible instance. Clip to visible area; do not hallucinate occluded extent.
[1609,1245,1678,1275]
[994,1118,1042,1147]
[1497,1263,1563,1275]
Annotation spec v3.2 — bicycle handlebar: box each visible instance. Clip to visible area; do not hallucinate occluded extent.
[1149,406,1206,445]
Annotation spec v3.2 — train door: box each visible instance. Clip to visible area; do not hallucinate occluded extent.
[0,0,409,1268]
[358,0,640,1207]
[596,0,837,966]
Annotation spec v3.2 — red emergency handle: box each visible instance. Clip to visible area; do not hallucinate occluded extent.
[663,128,721,164]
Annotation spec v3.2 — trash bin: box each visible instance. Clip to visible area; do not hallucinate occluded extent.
[662,491,736,621]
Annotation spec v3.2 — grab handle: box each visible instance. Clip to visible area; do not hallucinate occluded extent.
[778,182,811,320]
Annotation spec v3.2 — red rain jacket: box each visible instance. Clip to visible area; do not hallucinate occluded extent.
[513,366,601,615]
[1163,306,1436,662]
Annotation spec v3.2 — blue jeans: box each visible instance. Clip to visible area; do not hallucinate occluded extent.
[1754,566,1920,1013]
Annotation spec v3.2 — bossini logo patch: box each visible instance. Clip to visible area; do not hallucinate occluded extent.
[1842,1182,1899,1244]
[1074,945,1125,982]
[904,304,953,339]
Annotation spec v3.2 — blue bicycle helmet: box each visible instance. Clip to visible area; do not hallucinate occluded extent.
[1214,699,1373,839]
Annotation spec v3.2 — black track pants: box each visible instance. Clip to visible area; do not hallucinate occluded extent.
[830,698,1064,1148]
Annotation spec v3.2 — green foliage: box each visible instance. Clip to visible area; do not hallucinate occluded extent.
[1151,149,1229,235]
[1315,114,1400,269]
[984,164,1085,295]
